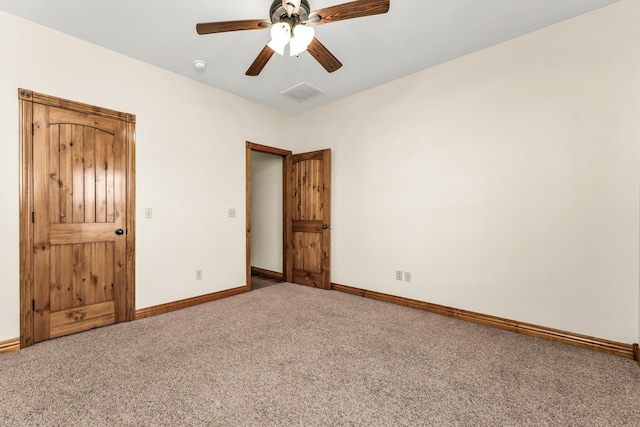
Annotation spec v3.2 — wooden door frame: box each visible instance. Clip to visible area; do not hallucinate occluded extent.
[245,141,292,289]
[18,89,136,348]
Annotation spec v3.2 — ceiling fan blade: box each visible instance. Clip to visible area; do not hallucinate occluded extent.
[308,0,389,25]
[196,19,270,35]
[246,45,276,76]
[307,38,342,73]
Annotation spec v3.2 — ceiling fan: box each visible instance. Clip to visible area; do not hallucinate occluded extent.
[196,0,390,76]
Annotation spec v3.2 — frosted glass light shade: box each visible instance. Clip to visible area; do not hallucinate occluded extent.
[289,24,315,56]
[268,22,291,56]
[268,39,287,56]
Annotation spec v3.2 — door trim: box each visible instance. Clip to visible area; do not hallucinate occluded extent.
[18,89,136,348]
[245,141,292,289]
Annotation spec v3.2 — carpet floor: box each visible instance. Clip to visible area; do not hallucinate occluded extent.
[1,283,639,426]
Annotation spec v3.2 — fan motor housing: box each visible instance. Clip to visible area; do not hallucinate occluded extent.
[270,0,311,23]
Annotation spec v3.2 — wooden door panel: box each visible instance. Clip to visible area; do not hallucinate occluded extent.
[285,149,331,289]
[49,301,115,339]
[50,223,122,244]
[71,125,86,223]
[83,127,97,223]
[292,157,323,220]
[52,124,118,225]
[58,124,73,224]
[292,271,325,288]
[292,220,323,233]
[48,242,115,311]
[47,107,122,134]
[292,232,322,273]
[32,102,127,342]
[50,244,73,312]
[95,128,113,223]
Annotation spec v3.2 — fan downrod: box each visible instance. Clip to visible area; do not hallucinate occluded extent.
[270,0,311,25]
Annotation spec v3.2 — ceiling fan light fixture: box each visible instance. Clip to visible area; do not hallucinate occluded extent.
[268,22,291,56]
[196,0,389,76]
[289,24,315,56]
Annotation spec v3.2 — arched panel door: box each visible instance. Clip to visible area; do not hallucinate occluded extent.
[19,89,136,346]
[285,149,331,290]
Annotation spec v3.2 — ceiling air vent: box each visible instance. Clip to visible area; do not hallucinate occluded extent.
[280,81,325,103]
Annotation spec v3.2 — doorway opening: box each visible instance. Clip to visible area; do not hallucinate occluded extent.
[246,142,291,290]
[246,141,332,291]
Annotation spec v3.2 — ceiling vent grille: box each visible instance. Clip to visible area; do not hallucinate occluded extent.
[280,81,325,103]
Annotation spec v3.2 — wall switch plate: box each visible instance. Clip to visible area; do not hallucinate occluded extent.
[396,270,403,281]
[196,270,202,280]
[404,272,412,282]
[228,208,236,218]
[145,208,153,219]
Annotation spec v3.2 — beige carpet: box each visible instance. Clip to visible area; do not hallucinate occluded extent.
[1,283,639,426]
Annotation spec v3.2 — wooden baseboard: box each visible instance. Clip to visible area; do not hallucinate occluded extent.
[2,287,248,353]
[135,286,248,320]
[0,338,20,354]
[331,283,635,359]
[6,282,637,363]
[251,267,283,281]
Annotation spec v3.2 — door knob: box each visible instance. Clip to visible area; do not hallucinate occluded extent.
[322,224,330,229]
[115,228,124,235]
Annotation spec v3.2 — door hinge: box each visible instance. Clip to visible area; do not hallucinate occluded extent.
[32,123,35,135]
[32,212,35,223]
[32,300,35,311]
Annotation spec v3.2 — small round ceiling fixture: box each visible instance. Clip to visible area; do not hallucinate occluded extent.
[193,60,207,71]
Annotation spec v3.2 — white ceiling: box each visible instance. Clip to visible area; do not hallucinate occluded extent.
[0,0,622,115]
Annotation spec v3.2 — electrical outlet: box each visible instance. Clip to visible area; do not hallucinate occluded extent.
[196,270,202,280]
[396,270,403,281]
[404,272,412,282]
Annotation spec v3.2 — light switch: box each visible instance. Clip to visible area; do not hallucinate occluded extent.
[228,208,236,218]
[145,208,153,219]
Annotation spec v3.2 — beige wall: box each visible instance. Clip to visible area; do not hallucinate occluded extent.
[292,0,640,343]
[1,0,639,345]
[0,10,292,341]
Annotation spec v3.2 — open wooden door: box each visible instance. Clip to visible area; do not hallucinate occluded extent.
[285,149,331,289]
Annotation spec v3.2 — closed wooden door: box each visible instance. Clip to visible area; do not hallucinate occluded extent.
[285,149,331,289]
[28,97,134,343]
